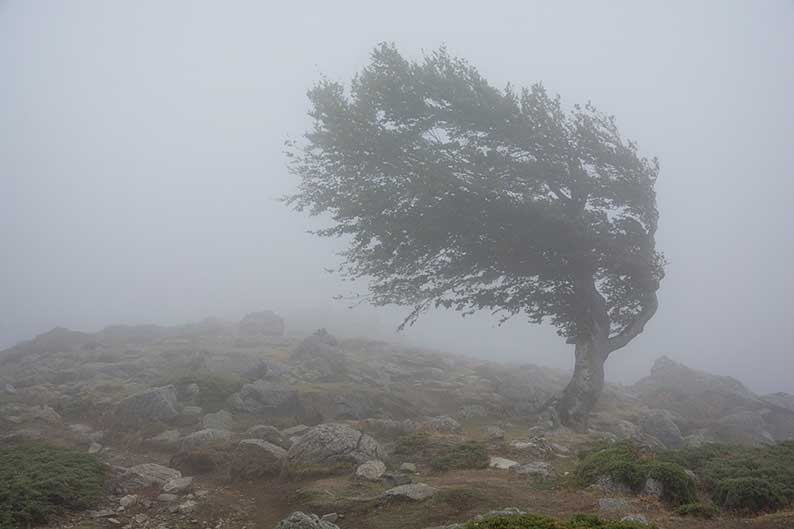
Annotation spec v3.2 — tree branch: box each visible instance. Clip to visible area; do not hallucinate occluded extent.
[606,291,658,353]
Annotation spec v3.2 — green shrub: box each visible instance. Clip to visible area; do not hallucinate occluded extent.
[713,477,786,514]
[431,440,489,472]
[461,513,657,529]
[0,442,107,529]
[575,443,695,506]
[675,502,718,519]
[658,441,794,513]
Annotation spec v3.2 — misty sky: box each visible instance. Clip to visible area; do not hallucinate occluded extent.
[2,1,793,394]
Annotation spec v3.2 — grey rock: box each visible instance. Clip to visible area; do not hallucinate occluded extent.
[115,463,182,492]
[715,410,775,445]
[281,424,310,438]
[639,409,685,449]
[119,495,138,508]
[3,384,16,395]
[474,508,526,521]
[593,475,633,495]
[320,513,339,523]
[163,476,193,494]
[285,423,383,476]
[231,439,287,479]
[621,514,649,525]
[246,424,291,449]
[642,477,663,498]
[146,429,181,448]
[179,428,232,450]
[275,511,340,529]
[29,405,62,424]
[399,462,417,473]
[229,380,304,418]
[116,385,179,424]
[182,405,203,417]
[88,441,102,454]
[489,456,518,470]
[384,483,437,501]
[355,459,386,481]
[418,415,461,434]
[201,410,234,430]
[485,425,505,441]
[177,499,198,514]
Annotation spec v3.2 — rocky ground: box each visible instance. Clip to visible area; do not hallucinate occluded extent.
[2,311,794,529]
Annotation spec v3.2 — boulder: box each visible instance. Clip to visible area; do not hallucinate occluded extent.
[229,380,304,418]
[285,423,384,476]
[598,497,631,513]
[714,410,774,445]
[418,415,461,434]
[291,329,348,382]
[485,425,505,441]
[621,514,649,525]
[355,460,386,481]
[115,385,179,424]
[238,310,285,337]
[246,424,291,449]
[201,410,234,430]
[179,428,232,450]
[400,462,417,473]
[638,409,685,449]
[275,511,340,529]
[384,483,437,501]
[230,439,287,479]
[113,463,182,493]
[489,457,519,470]
[146,429,181,449]
[162,476,193,494]
[511,461,551,478]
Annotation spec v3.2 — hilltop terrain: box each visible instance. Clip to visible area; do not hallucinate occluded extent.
[2,312,794,529]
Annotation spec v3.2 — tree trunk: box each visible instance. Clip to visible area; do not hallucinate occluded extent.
[553,336,608,430]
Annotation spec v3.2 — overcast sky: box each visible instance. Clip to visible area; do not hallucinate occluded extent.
[2,1,793,394]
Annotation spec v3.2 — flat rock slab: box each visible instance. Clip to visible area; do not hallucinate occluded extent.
[489,456,519,470]
[384,483,437,501]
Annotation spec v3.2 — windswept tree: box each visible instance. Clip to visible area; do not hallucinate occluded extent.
[287,44,664,427]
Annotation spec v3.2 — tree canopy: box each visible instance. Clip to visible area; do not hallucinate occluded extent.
[287,43,663,350]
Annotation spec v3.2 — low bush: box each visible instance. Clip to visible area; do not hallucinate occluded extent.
[462,513,656,529]
[713,477,786,514]
[0,442,107,529]
[675,502,718,519]
[659,441,794,514]
[431,440,490,472]
[575,442,696,506]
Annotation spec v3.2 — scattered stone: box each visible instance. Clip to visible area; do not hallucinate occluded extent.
[321,513,339,523]
[399,462,417,473]
[177,500,198,514]
[384,483,437,501]
[201,410,234,430]
[163,476,194,494]
[355,459,386,481]
[275,511,340,529]
[489,456,518,470]
[88,441,102,454]
[115,385,179,424]
[231,439,287,479]
[621,514,649,525]
[119,495,138,508]
[179,428,232,450]
[511,461,551,478]
[125,463,182,488]
[285,423,383,476]
[246,424,291,449]
[598,497,631,513]
[639,409,685,449]
[158,493,179,502]
[485,425,505,441]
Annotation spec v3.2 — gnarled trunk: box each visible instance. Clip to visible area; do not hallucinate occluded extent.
[553,337,608,430]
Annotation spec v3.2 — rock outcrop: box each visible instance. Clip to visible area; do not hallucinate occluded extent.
[285,423,383,476]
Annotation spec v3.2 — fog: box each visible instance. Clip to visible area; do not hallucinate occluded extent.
[2,1,793,394]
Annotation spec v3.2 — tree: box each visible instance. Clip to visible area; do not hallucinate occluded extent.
[286,44,664,428]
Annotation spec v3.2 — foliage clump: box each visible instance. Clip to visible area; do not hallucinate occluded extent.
[166,372,242,412]
[674,502,718,519]
[462,513,656,529]
[431,440,490,472]
[658,441,794,513]
[575,442,696,506]
[0,442,107,529]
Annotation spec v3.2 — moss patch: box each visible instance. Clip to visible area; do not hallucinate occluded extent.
[0,442,107,529]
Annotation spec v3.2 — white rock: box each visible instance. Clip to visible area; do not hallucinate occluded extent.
[399,462,417,473]
[119,495,138,508]
[355,459,386,481]
[384,483,437,501]
[489,456,519,470]
[163,476,193,494]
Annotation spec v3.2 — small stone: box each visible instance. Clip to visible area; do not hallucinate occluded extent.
[4,384,16,394]
[178,500,198,514]
[511,461,551,478]
[384,483,437,501]
[489,456,518,470]
[621,514,649,525]
[157,493,179,502]
[355,459,386,481]
[107,518,121,525]
[88,442,102,454]
[399,462,417,473]
[119,494,138,508]
[321,513,339,523]
[163,476,194,494]
[485,425,505,440]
